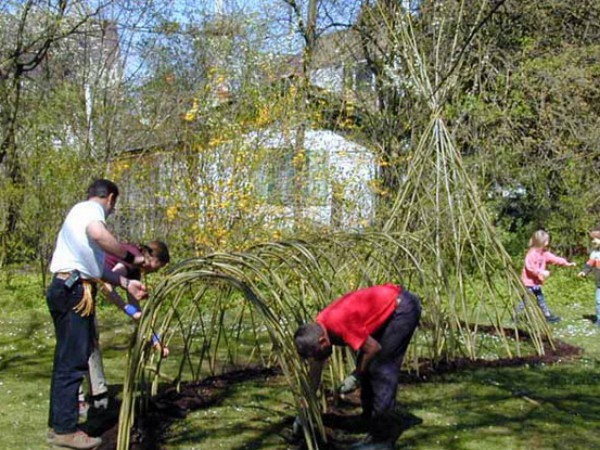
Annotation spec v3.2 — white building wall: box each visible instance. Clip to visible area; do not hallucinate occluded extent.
[246,128,376,228]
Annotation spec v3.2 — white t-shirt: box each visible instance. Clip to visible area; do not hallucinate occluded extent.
[49,200,107,279]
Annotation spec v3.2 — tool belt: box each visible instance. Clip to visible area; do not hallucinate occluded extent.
[55,272,98,317]
[54,271,75,281]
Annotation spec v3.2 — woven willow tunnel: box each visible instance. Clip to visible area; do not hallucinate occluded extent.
[116,2,551,449]
[117,234,430,449]
[116,231,550,450]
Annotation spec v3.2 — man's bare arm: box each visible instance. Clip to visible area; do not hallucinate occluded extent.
[87,221,128,259]
[356,336,381,375]
[87,221,144,265]
[307,357,325,392]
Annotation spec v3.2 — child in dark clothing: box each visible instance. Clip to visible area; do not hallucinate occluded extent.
[578,231,600,326]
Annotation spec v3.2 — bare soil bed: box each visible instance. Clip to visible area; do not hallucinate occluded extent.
[89,327,581,450]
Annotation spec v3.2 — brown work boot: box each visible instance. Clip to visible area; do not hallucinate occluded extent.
[48,430,102,449]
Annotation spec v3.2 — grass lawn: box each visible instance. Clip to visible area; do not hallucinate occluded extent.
[1,267,600,449]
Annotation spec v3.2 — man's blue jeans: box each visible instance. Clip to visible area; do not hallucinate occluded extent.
[360,289,422,441]
[46,276,94,434]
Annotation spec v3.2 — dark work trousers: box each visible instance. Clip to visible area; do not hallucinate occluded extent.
[360,289,422,441]
[46,276,95,434]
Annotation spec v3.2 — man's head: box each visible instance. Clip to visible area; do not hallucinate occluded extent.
[294,322,332,360]
[87,179,119,216]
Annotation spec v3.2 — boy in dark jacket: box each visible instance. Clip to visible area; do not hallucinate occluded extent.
[578,231,600,326]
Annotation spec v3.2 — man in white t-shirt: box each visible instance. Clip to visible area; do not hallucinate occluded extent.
[46,179,148,450]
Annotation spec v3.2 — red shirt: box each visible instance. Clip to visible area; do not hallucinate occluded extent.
[316,284,402,351]
[104,243,143,281]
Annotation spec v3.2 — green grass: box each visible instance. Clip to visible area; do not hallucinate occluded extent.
[2,266,600,449]
[399,360,600,449]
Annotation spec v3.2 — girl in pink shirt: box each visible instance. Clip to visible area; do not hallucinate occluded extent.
[518,230,575,323]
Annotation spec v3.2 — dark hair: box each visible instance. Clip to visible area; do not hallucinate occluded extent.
[142,240,170,264]
[293,323,324,359]
[87,179,119,200]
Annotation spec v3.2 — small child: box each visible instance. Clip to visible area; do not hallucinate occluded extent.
[79,240,170,417]
[518,229,576,323]
[578,230,600,326]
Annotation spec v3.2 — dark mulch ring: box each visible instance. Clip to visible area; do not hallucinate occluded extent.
[85,327,581,450]
[413,323,582,378]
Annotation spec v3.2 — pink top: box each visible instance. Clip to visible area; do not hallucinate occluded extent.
[521,247,570,287]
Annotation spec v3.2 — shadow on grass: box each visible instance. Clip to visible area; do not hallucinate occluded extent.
[82,328,600,450]
[583,313,599,324]
[398,361,600,449]
[9,311,597,450]
[90,367,284,450]
[0,312,56,379]
[142,359,600,449]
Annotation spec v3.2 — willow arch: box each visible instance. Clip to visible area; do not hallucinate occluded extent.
[116,231,549,450]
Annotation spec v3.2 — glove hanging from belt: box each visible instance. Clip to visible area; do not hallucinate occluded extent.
[73,280,97,317]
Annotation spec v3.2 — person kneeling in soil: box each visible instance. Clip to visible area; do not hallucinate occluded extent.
[293,284,421,450]
[79,240,171,416]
